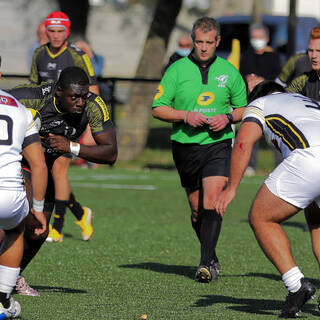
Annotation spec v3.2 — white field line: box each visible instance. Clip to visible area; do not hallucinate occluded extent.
[71,182,156,191]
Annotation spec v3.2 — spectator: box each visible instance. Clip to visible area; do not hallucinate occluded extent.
[75,39,112,104]
[28,22,49,67]
[240,22,282,176]
[152,17,247,283]
[163,34,193,73]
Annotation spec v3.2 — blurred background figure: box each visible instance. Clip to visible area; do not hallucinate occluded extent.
[240,22,282,176]
[28,22,49,67]
[75,39,112,104]
[163,33,193,73]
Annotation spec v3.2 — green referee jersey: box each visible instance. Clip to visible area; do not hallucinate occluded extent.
[152,55,247,145]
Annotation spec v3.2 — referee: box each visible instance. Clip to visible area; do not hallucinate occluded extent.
[152,17,247,282]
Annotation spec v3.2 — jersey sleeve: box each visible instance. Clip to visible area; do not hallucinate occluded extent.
[229,68,247,108]
[29,48,41,84]
[22,107,41,149]
[242,98,265,131]
[286,74,307,95]
[86,95,114,135]
[8,83,51,111]
[71,45,98,85]
[152,66,178,108]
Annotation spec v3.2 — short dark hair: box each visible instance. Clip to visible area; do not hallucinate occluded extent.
[248,80,286,104]
[57,66,89,89]
[191,17,220,41]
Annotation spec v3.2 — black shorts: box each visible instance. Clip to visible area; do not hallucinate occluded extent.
[172,139,232,189]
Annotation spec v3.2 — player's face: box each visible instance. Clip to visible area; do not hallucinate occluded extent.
[307,38,320,71]
[58,84,90,115]
[193,28,220,66]
[47,26,68,49]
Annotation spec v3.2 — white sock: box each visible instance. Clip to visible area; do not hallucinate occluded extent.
[0,265,20,294]
[282,266,304,293]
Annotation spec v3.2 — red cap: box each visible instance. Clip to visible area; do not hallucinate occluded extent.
[45,11,71,37]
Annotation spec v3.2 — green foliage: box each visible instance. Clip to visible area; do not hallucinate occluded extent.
[19,167,319,319]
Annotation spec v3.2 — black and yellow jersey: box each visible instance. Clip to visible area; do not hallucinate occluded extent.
[30,43,97,85]
[278,53,311,86]
[8,82,112,166]
[286,70,320,101]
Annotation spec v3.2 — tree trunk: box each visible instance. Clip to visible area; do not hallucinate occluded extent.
[117,0,182,161]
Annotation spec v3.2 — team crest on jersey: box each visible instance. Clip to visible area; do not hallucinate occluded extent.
[47,62,57,70]
[215,75,228,87]
[197,92,215,106]
[41,86,51,96]
[154,85,164,100]
[0,95,17,107]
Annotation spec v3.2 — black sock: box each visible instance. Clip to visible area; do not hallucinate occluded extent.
[67,193,84,220]
[199,209,222,266]
[0,292,10,309]
[21,227,49,272]
[191,215,201,241]
[52,200,68,233]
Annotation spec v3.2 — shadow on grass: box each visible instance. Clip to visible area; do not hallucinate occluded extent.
[119,262,195,279]
[192,294,319,317]
[27,286,87,294]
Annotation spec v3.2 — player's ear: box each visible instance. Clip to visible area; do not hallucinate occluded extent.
[55,86,63,97]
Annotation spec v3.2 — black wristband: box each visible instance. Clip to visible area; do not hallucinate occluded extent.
[226,113,234,124]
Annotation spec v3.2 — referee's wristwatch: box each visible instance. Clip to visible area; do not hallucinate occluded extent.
[226,113,234,124]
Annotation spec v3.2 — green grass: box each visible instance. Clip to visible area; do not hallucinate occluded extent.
[17,166,320,319]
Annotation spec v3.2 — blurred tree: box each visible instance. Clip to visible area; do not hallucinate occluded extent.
[251,0,262,24]
[117,0,183,161]
[57,0,89,39]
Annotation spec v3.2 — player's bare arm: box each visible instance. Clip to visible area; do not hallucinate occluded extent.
[215,121,262,215]
[152,105,210,127]
[48,129,117,165]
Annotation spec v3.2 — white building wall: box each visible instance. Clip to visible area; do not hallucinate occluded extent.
[271,0,320,19]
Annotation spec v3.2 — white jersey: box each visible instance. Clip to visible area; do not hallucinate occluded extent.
[0,89,39,191]
[243,92,320,159]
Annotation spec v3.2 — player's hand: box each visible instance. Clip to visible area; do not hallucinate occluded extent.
[47,133,70,153]
[31,209,47,235]
[214,187,236,216]
[207,114,229,132]
[186,112,210,128]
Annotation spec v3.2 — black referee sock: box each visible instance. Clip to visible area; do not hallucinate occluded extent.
[67,192,84,220]
[52,200,68,233]
[199,209,222,267]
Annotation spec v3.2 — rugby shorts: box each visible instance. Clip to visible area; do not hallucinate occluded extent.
[265,146,320,209]
[172,139,232,189]
[0,189,29,230]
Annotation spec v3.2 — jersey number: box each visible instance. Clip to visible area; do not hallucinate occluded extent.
[0,115,13,146]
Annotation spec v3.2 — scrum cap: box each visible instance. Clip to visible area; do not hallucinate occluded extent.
[45,11,71,37]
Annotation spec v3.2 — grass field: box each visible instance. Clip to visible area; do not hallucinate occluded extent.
[16,165,320,320]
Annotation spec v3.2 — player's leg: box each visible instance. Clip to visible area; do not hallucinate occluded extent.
[249,184,316,317]
[304,201,320,267]
[50,156,93,241]
[15,168,52,297]
[0,190,30,318]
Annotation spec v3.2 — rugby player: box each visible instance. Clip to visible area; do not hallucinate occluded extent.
[215,81,320,317]
[0,57,47,318]
[30,11,100,245]
[9,66,117,296]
